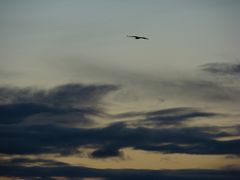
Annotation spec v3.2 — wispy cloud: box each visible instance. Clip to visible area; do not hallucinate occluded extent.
[202,62,240,76]
[125,107,219,127]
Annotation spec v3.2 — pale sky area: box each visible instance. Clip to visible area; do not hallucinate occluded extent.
[1,0,240,85]
[0,0,240,179]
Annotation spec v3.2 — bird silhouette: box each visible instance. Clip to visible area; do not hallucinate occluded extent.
[127,35,149,40]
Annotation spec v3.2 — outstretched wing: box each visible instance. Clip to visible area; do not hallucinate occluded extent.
[140,37,149,40]
[127,35,138,38]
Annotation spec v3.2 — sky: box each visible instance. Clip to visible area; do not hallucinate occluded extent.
[0,0,240,179]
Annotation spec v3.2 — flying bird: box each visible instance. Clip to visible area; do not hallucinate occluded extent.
[127,35,149,40]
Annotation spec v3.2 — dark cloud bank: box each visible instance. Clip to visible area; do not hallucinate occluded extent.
[0,84,117,125]
[0,84,240,179]
[1,158,240,180]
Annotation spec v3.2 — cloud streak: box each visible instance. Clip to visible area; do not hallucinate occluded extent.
[121,107,219,127]
[202,62,240,76]
[0,158,240,180]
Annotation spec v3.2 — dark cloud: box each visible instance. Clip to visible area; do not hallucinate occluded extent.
[0,84,239,160]
[135,139,240,155]
[0,103,65,124]
[0,83,240,179]
[0,121,239,157]
[0,158,68,167]
[142,107,218,126]
[0,158,240,180]
[0,83,118,107]
[202,62,240,76]
[115,107,218,126]
[90,147,124,159]
[0,102,99,126]
[0,84,117,125]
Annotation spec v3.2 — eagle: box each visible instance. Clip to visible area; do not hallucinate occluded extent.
[127,35,149,40]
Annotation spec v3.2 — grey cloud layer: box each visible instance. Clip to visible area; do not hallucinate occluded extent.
[0,84,239,157]
[0,84,117,107]
[1,158,240,180]
[0,84,117,125]
[0,83,240,179]
[1,121,236,156]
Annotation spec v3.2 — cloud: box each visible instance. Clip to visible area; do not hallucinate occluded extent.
[0,83,239,179]
[135,139,240,155]
[0,158,240,180]
[201,62,240,76]
[0,83,118,107]
[0,84,239,158]
[90,147,124,159]
[0,121,239,157]
[0,84,117,125]
[0,103,57,124]
[133,107,218,126]
[0,158,68,167]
